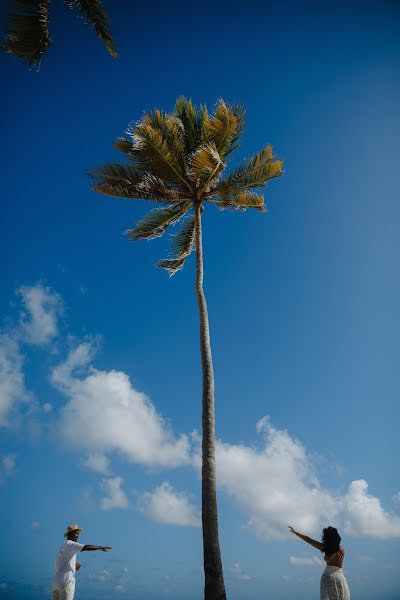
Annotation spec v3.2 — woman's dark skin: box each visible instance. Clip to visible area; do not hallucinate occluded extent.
[288,526,345,567]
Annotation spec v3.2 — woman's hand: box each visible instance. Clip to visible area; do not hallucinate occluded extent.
[288,526,296,535]
[76,563,81,571]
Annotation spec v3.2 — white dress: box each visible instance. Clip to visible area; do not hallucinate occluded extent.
[320,551,350,600]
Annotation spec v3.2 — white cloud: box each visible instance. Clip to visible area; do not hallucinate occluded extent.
[29,521,41,530]
[2,454,16,475]
[100,476,129,511]
[89,570,112,582]
[82,453,110,474]
[42,403,53,413]
[343,480,400,538]
[195,417,400,541]
[52,342,190,469]
[359,555,374,561]
[392,491,400,506]
[0,334,31,427]
[0,454,16,485]
[289,556,324,567]
[138,481,201,527]
[230,563,252,581]
[214,417,338,540]
[18,283,63,346]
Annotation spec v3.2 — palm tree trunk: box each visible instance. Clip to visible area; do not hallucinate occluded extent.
[194,202,227,600]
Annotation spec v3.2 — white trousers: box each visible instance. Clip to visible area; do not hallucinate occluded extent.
[52,581,75,600]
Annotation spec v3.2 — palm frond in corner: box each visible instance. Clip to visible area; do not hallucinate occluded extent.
[0,0,52,68]
[65,0,117,57]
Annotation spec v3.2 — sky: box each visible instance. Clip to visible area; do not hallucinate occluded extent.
[1,0,399,598]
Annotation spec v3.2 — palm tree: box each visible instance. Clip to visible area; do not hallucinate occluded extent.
[91,97,283,600]
[1,0,117,68]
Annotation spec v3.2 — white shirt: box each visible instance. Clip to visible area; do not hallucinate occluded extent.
[53,540,84,587]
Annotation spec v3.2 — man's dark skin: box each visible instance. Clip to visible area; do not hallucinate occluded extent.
[67,529,111,571]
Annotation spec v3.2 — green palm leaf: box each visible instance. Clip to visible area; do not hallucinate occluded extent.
[203,100,245,158]
[126,203,190,240]
[157,214,196,276]
[65,0,117,57]
[91,162,143,198]
[128,111,191,191]
[92,164,188,202]
[214,145,283,196]
[113,136,134,155]
[186,142,224,185]
[174,97,205,154]
[0,0,51,68]
[218,190,266,212]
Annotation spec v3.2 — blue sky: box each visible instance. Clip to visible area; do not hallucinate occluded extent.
[1,0,399,598]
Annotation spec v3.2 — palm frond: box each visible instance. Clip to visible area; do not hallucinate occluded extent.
[218,190,266,212]
[173,96,205,154]
[136,173,188,202]
[203,100,245,158]
[157,214,196,276]
[186,142,224,185]
[65,0,117,57]
[127,111,191,191]
[91,163,187,202]
[126,202,190,240]
[90,162,143,198]
[213,145,284,197]
[0,0,51,68]
[113,136,133,155]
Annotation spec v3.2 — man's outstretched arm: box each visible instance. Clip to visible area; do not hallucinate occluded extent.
[81,545,111,552]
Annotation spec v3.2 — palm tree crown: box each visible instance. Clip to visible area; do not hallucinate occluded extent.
[92,97,283,273]
[1,0,117,68]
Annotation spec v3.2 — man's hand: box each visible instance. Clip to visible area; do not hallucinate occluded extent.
[101,546,112,552]
[76,563,81,571]
[288,526,296,534]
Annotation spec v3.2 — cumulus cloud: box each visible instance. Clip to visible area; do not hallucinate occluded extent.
[88,570,112,582]
[392,491,400,506]
[289,556,324,567]
[0,334,31,427]
[17,284,63,346]
[230,563,252,581]
[82,453,110,474]
[0,454,16,485]
[342,480,400,538]
[214,417,338,539]
[138,481,201,527]
[199,417,400,541]
[52,341,191,468]
[100,477,129,511]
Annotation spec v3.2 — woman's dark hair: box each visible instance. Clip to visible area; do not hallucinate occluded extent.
[322,526,341,556]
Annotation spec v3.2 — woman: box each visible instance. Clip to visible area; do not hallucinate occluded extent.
[288,525,350,600]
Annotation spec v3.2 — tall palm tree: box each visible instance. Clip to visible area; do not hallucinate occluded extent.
[1,0,117,68]
[91,97,283,600]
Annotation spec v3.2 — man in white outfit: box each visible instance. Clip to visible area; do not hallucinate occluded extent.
[52,523,111,600]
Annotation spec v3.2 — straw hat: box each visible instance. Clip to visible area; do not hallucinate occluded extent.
[64,523,83,537]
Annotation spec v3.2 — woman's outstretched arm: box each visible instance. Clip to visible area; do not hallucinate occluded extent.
[288,526,324,551]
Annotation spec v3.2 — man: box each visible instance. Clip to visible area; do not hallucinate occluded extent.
[52,523,111,600]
